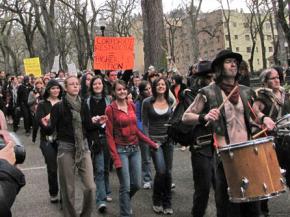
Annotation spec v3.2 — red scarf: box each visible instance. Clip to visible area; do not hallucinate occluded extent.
[219,82,240,105]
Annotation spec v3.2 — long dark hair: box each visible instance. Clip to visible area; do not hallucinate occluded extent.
[89,75,107,97]
[151,77,171,104]
[214,63,241,84]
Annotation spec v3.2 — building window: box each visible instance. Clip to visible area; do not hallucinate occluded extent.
[236,47,240,52]
[243,23,249,28]
[256,47,259,52]
[247,47,251,53]
[267,35,272,40]
[234,35,238,40]
[269,47,273,52]
[225,35,230,41]
[257,59,260,64]
[216,35,220,42]
[245,35,250,40]
[232,22,237,27]
[265,22,271,29]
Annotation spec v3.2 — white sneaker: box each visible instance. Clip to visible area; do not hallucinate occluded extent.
[143,182,151,189]
[106,196,113,202]
[50,195,58,203]
[98,203,106,213]
[153,205,163,214]
[163,208,173,215]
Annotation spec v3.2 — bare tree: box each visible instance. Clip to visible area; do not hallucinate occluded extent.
[0,0,37,57]
[58,0,102,70]
[217,0,232,50]
[164,8,184,62]
[186,0,203,62]
[276,0,290,52]
[141,0,167,70]
[104,0,139,36]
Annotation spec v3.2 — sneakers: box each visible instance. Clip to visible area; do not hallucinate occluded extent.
[106,196,113,202]
[153,205,164,214]
[50,195,58,203]
[143,182,152,189]
[171,183,176,189]
[163,208,174,215]
[98,203,106,213]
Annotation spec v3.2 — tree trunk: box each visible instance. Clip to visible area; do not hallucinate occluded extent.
[141,0,167,71]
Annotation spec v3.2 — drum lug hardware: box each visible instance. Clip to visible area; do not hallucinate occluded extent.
[227,187,231,196]
[228,149,234,159]
[280,168,286,176]
[240,177,249,197]
[263,183,268,193]
[280,177,286,185]
[254,146,258,155]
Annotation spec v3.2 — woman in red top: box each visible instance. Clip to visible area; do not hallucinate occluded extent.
[105,80,159,217]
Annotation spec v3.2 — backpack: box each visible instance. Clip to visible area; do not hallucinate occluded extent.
[167,90,196,145]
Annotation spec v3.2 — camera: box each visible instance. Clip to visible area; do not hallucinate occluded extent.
[0,132,26,164]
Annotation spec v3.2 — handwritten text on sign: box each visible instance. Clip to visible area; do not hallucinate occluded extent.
[94,37,134,70]
[23,57,42,77]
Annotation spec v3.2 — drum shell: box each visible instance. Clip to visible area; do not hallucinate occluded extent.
[219,137,286,203]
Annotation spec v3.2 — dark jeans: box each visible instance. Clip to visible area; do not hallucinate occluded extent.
[151,142,174,209]
[191,151,215,217]
[215,160,260,217]
[275,137,290,187]
[40,139,58,197]
[14,104,32,132]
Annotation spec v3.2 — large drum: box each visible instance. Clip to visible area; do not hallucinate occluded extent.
[218,136,286,203]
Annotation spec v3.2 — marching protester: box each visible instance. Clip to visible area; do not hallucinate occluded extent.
[185,60,216,217]
[182,50,260,217]
[41,75,95,217]
[28,78,45,118]
[253,67,290,216]
[105,80,159,217]
[83,75,112,213]
[142,77,175,215]
[135,80,153,189]
[16,76,33,135]
[80,72,94,100]
[32,79,63,203]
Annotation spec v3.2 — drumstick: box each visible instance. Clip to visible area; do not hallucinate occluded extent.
[205,85,239,127]
[252,128,268,139]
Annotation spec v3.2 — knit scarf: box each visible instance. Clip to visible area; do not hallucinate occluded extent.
[92,93,103,101]
[219,82,240,105]
[65,94,85,165]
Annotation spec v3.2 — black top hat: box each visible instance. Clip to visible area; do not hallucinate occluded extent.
[211,49,242,71]
[195,61,212,76]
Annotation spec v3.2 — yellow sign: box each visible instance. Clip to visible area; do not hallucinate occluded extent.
[23,57,42,77]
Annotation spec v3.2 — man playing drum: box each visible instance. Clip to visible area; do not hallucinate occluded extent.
[182,49,260,217]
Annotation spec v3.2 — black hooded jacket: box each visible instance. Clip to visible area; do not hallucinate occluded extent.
[32,80,63,142]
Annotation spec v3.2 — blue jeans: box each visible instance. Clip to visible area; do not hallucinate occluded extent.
[139,140,152,184]
[116,145,141,217]
[151,141,174,209]
[94,137,111,206]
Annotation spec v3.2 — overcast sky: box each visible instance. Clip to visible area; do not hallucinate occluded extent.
[162,0,248,13]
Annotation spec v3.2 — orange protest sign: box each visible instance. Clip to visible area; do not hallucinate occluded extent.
[94,37,134,70]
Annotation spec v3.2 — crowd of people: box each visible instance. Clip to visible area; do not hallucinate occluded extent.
[0,48,290,217]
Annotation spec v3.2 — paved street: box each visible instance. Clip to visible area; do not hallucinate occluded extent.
[11,127,290,217]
